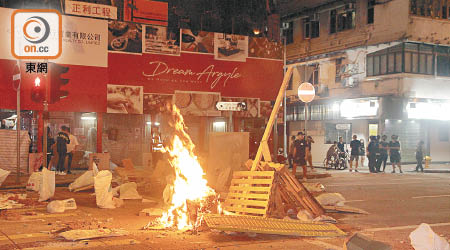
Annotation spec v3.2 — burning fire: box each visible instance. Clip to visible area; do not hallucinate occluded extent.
[156,105,219,230]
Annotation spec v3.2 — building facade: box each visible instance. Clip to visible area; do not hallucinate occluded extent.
[282,0,450,163]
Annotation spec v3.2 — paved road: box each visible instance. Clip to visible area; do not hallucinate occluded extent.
[0,169,448,249]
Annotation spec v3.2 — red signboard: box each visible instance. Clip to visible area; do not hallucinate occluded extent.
[124,0,168,26]
[108,52,283,101]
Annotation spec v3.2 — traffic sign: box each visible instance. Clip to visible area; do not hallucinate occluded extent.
[297,82,315,103]
[216,102,247,111]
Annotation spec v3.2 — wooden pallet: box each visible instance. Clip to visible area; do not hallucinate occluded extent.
[223,171,275,217]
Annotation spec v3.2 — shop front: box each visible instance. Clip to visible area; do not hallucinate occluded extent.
[0,8,284,174]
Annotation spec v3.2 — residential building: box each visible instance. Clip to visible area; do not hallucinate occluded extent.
[281,0,450,163]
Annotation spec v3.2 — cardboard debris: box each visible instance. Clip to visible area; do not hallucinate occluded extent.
[316,193,346,206]
[119,182,142,200]
[409,223,450,250]
[47,199,77,213]
[59,229,128,241]
[303,182,326,193]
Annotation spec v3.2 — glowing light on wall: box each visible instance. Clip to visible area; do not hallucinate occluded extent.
[407,102,450,120]
[340,99,379,118]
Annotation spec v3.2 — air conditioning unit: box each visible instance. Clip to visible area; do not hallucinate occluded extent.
[282,22,290,29]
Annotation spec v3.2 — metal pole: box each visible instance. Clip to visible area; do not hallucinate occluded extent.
[16,81,21,184]
[228,111,233,132]
[43,63,49,169]
[305,102,308,136]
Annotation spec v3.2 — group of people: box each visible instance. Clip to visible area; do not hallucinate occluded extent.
[46,126,79,175]
[349,134,402,173]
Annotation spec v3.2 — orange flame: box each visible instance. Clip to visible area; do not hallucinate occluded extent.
[157,105,217,230]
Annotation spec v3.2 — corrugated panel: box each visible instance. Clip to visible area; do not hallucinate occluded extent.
[0,130,30,173]
[204,214,346,237]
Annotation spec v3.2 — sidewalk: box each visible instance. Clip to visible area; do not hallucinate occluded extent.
[312,162,450,173]
[0,171,83,189]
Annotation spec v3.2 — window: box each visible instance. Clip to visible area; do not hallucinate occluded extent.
[368,0,375,24]
[303,17,320,39]
[410,0,450,19]
[436,46,450,76]
[308,64,319,85]
[366,42,438,77]
[330,4,356,34]
[283,21,294,44]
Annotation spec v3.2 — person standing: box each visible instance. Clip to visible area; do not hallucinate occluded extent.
[349,135,361,172]
[306,135,315,171]
[66,127,79,175]
[359,138,366,167]
[56,126,70,175]
[415,140,425,172]
[367,136,379,173]
[377,135,389,172]
[293,132,308,181]
[337,136,345,153]
[389,135,403,173]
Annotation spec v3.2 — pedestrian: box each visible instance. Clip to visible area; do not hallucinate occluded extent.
[415,140,425,172]
[56,126,70,175]
[66,127,79,175]
[349,135,361,172]
[359,138,365,167]
[293,131,308,181]
[1,119,6,129]
[337,136,345,153]
[306,135,315,171]
[367,136,378,173]
[389,135,403,173]
[376,135,389,172]
[288,135,296,169]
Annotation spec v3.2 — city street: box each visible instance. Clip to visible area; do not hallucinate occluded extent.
[0,167,448,250]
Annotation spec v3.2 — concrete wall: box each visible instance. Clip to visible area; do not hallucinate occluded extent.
[407,17,450,47]
[429,121,450,162]
[286,0,409,60]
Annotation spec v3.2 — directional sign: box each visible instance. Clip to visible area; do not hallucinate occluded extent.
[297,82,315,103]
[216,102,247,111]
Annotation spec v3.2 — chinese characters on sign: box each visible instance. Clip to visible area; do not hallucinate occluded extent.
[62,30,102,46]
[65,0,117,20]
[25,63,48,74]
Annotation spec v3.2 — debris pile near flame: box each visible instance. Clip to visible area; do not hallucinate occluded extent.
[145,104,220,231]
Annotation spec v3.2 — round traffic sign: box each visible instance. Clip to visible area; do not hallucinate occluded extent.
[297,82,315,103]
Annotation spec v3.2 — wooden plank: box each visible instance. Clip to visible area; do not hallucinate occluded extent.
[233,171,275,178]
[229,186,272,192]
[251,66,294,170]
[231,179,273,185]
[323,205,370,215]
[223,206,267,215]
[227,192,270,200]
[225,199,269,207]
